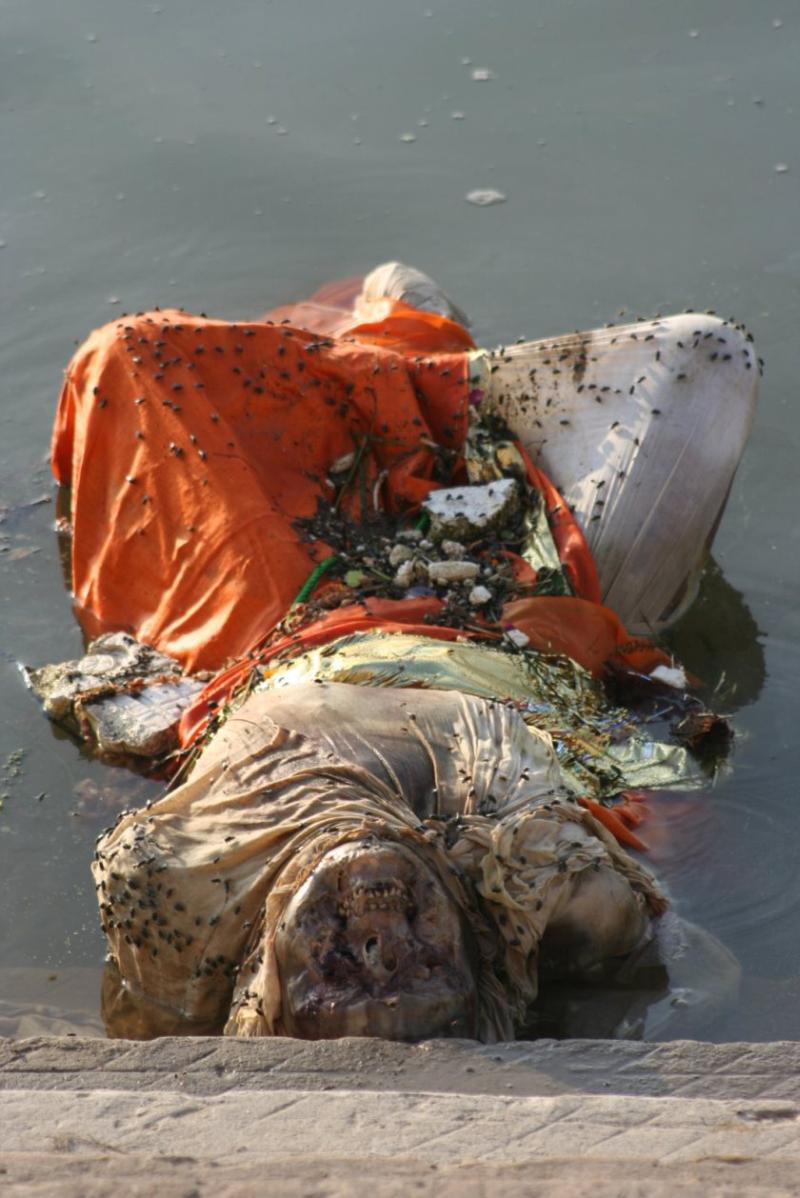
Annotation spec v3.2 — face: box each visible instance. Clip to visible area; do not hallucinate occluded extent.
[274,839,478,1040]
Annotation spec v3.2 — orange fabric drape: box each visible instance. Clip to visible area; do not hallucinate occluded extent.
[52,309,470,674]
[53,285,670,754]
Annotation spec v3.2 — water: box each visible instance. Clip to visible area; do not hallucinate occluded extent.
[1,0,798,1038]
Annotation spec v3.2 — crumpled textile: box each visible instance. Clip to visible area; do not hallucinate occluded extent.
[94,683,664,1041]
[52,295,670,686]
[253,631,701,800]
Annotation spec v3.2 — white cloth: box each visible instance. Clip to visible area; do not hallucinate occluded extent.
[481,315,758,632]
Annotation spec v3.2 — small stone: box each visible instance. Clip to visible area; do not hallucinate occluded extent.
[330,451,355,474]
[505,628,530,649]
[440,540,466,559]
[394,559,416,587]
[469,585,492,606]
[427,560,480,585]
[397,528,423,542]
[388,544,414,567]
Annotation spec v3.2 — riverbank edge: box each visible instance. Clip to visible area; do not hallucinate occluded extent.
[2,1036,799,1196]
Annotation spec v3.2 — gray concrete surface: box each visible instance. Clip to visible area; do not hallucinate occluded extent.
[2,1036,800,1195]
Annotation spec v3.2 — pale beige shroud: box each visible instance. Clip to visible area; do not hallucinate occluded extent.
[95,682,665,1042]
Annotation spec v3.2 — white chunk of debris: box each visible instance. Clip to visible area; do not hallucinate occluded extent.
[83,680,204,758]
[427,560,480,585]
[394,559,416,587]
[388,543,414,567]
[329,451,355,474]
[396,527,423,542]
[423,478,519,541]
[469,585,492,606]
[505,628,530,649]
[650,664,689,690]
[24,632,204,759]
[465,188,507,207]
[440,539,466,559]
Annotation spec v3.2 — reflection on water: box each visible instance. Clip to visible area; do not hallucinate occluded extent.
[666,559,766,712]
[2,0,799,1041]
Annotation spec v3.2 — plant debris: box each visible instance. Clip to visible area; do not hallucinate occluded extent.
[291,413,561,637]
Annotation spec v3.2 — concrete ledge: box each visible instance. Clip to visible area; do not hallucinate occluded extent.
[5,1085,800,1160]
[3,1035,800,1100]
[3,1037,799,1196]
[3,1152,799,1198]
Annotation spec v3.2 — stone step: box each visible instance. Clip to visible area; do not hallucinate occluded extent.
[2,1035,800,1102]
[3,1039,800,1195]
[2,1086,799,1164]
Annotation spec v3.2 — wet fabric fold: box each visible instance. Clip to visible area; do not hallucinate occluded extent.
[95,684,665,1041]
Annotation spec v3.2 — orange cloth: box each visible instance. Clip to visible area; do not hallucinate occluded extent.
[52,307,471,673]
[53,289,670,751]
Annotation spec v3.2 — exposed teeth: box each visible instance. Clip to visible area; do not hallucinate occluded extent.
[338,880,409,918]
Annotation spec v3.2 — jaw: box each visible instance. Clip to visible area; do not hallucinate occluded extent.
[287,985,476,1041]
[276,839,479,1040]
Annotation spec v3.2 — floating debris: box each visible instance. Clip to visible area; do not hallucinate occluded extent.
[399,132,417,143]
[451,110,465,120]
[5,545,40,562]
[466,188,507,207]
[774,163,790,173]
[471,67,495,81]
[25,632,204,761]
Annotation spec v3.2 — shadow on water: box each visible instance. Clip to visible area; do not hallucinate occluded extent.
[665,558,766,713]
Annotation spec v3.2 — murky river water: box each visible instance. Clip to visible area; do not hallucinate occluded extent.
[1,0,798,1038]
